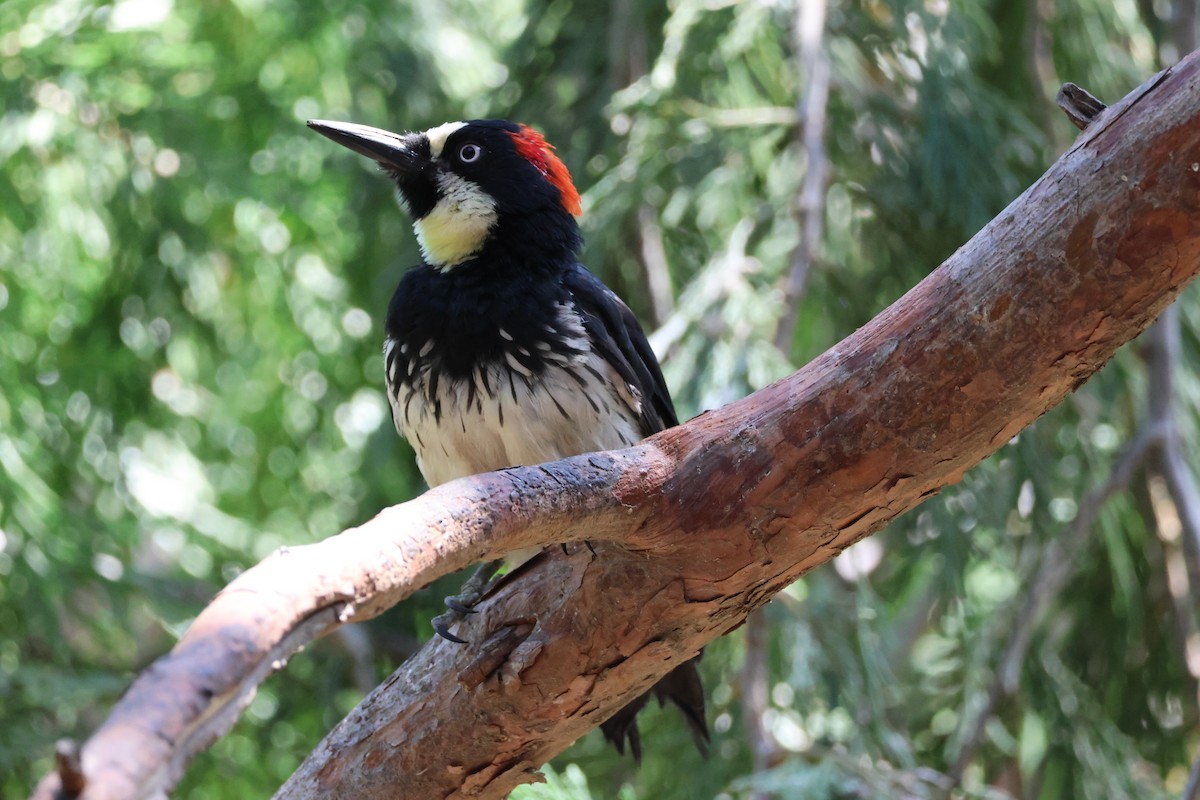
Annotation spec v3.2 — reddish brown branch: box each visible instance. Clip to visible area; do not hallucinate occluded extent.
[31,453,655,800]
[32,54,1200,800]
[945,83,1164,782]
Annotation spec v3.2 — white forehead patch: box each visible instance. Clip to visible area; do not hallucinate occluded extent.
[414,170,498,268]
[424,121,468,158]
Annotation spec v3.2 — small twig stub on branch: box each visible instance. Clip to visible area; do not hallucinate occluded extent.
[1057,82,1108,129]
[54,739,85,797]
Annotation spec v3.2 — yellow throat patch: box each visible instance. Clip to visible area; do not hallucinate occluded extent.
[414,171,498,268]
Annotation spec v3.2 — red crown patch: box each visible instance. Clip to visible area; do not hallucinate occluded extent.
[507,126,582,217]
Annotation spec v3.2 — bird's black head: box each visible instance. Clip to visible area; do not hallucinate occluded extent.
[307,118,582,270]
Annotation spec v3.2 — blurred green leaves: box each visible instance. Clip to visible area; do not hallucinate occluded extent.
[2,0,1198,798]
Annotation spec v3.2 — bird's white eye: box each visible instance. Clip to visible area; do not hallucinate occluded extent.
[458,143,482,163]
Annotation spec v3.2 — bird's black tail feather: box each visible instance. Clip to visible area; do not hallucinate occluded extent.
[599,654,709,762]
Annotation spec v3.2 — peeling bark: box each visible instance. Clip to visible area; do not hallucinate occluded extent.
[31,54,1200,800]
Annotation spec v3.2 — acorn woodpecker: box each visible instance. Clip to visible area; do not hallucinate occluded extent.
[308,117,707,759]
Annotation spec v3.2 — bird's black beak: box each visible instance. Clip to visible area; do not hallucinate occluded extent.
[309,119,438,218]
[307,119,427,173]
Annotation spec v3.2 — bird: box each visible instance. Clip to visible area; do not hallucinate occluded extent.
[308,117,708,760]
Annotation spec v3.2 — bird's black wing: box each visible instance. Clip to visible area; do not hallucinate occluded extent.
[562,263,678,437]
[563,264,708,759]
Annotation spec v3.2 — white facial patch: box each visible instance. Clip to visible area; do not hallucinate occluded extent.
[414,170,498,268]
[424,121,467,158]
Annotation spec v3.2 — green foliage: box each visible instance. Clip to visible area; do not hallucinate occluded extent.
[2,0,1197,797]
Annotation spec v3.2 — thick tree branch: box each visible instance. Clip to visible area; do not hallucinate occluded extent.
[33,55,1200,800]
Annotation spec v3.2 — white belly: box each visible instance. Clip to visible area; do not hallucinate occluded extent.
[389,350,643,488]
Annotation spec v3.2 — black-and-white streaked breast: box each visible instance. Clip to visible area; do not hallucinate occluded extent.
[384,302,644,489]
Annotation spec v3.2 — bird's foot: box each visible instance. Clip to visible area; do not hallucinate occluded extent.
[432,559,502,644]
[443,596,477,615]
[431,607,471,644]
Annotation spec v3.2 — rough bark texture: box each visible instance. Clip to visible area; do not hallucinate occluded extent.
[280,58,1200,799]
[32,54,1200,800]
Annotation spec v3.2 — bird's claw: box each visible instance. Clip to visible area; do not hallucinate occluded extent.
[430,559,502,643]
[443,596,479,615]
[432,611,469,644]
[432,598,475,643]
